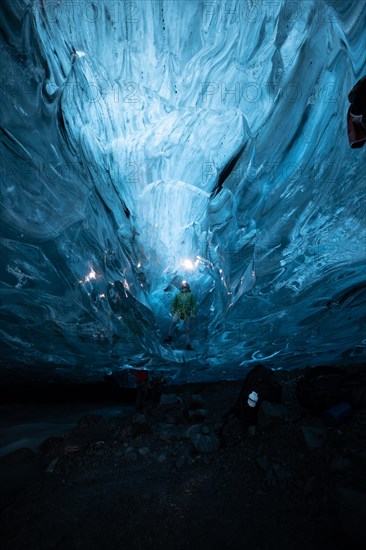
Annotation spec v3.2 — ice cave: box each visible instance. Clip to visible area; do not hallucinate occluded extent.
[0,0,365,385]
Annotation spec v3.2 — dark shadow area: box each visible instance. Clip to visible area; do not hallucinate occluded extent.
[0,380,135,405]
[1,367,365,549]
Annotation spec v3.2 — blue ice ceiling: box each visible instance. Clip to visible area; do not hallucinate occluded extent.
[0,0,365,383]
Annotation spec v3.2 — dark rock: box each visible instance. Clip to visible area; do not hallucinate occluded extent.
[185,424,203,439]
[45,457,59,473]
[132,413,147,424]
[156,454,167,463]
[138,447,150,457]
[159,394,182,411]
[191,434,219,454]
[64,444,82,455]
[301,426,327,449]
[156,424,182,442]
[134,435,148,447]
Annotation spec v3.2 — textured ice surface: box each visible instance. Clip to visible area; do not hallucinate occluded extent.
[0,0,365,383]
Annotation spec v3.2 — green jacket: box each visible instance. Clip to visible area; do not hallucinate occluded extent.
[172,290,197,317]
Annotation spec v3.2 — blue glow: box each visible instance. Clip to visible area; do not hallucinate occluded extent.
[0,0,365,383]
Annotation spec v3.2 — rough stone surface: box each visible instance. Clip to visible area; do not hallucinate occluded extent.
[159,394,182,411]
[1,369,366,550]
[301,426,328,449]
[191,434,220,454]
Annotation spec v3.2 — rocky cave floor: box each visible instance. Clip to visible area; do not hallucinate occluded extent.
[1,367,365,550]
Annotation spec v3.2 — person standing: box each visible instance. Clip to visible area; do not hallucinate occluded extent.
[164,280,196,350]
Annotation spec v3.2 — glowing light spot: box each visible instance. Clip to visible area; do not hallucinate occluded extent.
[99,293,105,299]
[80,266,97,284]
[137,261,141,268]
[182,258,195,270]
[85,267,96,282]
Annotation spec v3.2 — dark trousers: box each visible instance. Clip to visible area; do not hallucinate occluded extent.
[168,313,191,345]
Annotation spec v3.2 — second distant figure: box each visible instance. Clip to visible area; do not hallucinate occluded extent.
[347,75,366,148]
[164,280,196,350]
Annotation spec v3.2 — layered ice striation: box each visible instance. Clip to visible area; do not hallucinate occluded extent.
[0,0,365,383]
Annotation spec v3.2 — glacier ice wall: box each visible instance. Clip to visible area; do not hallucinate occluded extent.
[0,0,365,383]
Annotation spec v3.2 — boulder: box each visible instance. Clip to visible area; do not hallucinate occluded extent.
[191,434,220,454]
[159,394,182,411]
[185,424,204,439]
[301,426,327,449]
